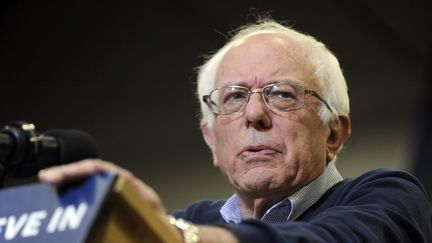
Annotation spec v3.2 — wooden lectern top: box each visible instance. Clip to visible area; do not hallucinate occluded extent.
[0,173,181,243]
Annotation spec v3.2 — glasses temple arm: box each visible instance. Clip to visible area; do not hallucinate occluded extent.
[306,90,335,114]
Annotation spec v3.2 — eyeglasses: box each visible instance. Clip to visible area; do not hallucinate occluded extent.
[202,81,333,116]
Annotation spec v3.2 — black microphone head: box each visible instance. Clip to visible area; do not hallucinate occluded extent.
[44,129,99,164]
[0,123,99,179]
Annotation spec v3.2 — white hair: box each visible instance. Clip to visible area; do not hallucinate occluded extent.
[197,19,350,129]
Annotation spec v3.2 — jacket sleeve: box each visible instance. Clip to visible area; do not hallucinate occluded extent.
[226,170,432,243]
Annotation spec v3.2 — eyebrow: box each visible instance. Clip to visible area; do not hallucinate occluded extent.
[218,80,251,87]
[220,80,289,87]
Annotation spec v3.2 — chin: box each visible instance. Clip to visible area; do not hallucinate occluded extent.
[237,177,284,196]
[231,166,294,193]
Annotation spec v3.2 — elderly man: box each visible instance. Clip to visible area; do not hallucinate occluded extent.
[39,19,432,242]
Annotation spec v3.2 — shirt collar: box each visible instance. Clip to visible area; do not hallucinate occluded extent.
[220,161,343,223]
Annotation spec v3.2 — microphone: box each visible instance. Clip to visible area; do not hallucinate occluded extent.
[0,121,98,178]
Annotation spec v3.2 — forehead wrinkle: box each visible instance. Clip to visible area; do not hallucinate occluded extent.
[216,33,317,90]
[217,79,260,88]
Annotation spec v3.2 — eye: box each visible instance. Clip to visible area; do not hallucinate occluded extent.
[267,90,296,100]
[223,91,248,104]
[272,91,295,99]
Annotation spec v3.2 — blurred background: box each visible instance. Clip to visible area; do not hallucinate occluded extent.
[1,0,431,210]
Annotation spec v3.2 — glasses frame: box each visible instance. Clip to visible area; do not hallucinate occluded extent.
[202,81,333,116]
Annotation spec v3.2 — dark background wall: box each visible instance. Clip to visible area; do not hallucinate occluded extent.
[1,1,431,210]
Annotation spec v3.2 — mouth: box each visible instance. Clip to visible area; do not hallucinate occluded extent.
[239,145,282,158]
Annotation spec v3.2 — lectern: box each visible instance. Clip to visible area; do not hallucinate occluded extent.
[0,173,181,243]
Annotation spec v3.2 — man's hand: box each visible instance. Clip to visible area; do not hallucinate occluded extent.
[38,159,178,236]
[38,159,238,243]
[38,159,167,217]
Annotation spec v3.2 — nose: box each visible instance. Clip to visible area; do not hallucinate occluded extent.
[244,92,272,129]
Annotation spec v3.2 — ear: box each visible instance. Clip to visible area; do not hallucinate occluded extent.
[200,122,219,168]
[326,115,351,162]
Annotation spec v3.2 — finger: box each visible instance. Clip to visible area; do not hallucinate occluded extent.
[38,159,133,184]
[39,159,168,221]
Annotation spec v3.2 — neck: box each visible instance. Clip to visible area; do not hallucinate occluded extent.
[236,191,291,219]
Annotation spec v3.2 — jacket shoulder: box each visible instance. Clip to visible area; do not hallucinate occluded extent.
[171,199,226,224]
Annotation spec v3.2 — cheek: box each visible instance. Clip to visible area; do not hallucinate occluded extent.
[212,117,247,178]
[214,115,244,146]
[275,115,328,165]
[218,114,243,126]
[213,122,238,163]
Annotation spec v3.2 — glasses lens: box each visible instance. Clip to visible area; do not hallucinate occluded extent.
[264,83,305,111]
[210,87,248,114]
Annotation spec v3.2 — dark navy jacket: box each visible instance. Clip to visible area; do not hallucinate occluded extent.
[173,169,432,242]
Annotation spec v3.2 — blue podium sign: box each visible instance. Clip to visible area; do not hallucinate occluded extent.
[0,173,116,243]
